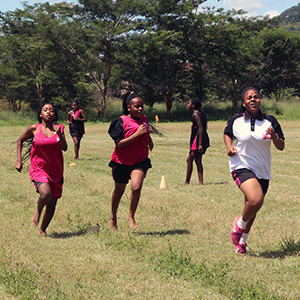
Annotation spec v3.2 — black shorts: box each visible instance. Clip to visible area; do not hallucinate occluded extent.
[231,168,269,195]
[109,157,152,184]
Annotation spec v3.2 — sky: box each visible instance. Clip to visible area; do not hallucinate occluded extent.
[0,0,299,18]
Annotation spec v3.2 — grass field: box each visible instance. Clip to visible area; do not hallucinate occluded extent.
[0,120,299,299]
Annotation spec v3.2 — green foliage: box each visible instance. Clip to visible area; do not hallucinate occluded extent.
[0,3,93,111]
[279,3,300,30]
[1,0,300,116]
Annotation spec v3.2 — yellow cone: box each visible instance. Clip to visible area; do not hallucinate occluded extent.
[69,162,77,167]
[159,175,166,189]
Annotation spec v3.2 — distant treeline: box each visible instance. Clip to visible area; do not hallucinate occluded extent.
[1,0,300,117]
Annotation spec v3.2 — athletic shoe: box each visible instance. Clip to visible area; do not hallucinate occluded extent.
[230,217,244,246]
[236,243,247,254]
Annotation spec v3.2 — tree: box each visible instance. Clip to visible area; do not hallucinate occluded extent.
[114,0,204,117]
[252,27,300,101]
[0,3,92,110]
[51,0,148,116]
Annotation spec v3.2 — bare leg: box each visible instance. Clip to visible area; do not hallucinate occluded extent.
[194,154,203,185]
[110,182,126,231]
[39,197,58,236]
[128,169,145,229]
[178,154,194,185]
[72,137,81,160]
[32,183,52,227]
[239,178,265,233]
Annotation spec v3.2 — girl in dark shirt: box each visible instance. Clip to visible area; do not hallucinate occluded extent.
[179,97,209,185]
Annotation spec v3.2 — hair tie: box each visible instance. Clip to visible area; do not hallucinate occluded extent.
[126,92,139,105]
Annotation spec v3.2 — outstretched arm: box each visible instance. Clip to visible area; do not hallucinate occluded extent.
[15,125,36,172]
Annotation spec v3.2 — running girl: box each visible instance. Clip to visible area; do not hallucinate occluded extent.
[67,100,86,160]
[224,87,285,254]
[108,92,153,230]
[15,103,68,236]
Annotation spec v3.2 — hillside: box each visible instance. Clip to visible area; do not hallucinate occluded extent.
[279,2,300,31]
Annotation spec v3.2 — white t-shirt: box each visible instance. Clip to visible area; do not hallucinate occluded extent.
[224,111,284,180]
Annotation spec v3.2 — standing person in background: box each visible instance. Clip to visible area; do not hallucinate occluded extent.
[224,87,285,254]
[67,100,86,160]
[108,92,154,231]
[15,103,68,236]
[179,97,210,185]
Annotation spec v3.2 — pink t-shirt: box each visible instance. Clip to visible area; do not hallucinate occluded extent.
[29,123,64,183]
[110,115,150,166]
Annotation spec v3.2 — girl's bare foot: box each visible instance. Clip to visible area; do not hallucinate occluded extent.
[32,211,40,226]
[177,182,189,186]
[39,229,47,236]
[110,217,118,231]
[128,217,138,230]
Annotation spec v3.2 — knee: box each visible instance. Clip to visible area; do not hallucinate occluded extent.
[39,190,52,202]
[131,185,142,196]
[248,196,264,210]
[186,156,193,164]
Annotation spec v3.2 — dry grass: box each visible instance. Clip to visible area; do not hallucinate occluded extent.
[0,120,299,299]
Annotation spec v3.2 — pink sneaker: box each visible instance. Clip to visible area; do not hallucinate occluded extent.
[236,243,247,254]
[230,217,244,246]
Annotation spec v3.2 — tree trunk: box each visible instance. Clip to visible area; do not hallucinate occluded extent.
[165,91,173,117]
[232,78,238,108]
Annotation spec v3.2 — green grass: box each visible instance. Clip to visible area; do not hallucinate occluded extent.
[1,96,300,125]
[0,118,299,299]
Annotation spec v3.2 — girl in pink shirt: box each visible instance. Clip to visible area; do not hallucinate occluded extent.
[67,100,86,160]
[108,92,154,230]
[15,103,68,236]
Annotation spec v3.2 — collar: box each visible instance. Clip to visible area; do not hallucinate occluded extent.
[243,110,264,121]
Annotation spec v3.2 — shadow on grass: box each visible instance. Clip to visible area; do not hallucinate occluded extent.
[135,229,190,237]
[250,237,300,258]
[48,231,88,239]
[70,158,103,161]
[204,181,229,185]
[176,182,229,187]
[249,249,298,259]
[49,224,101,239]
